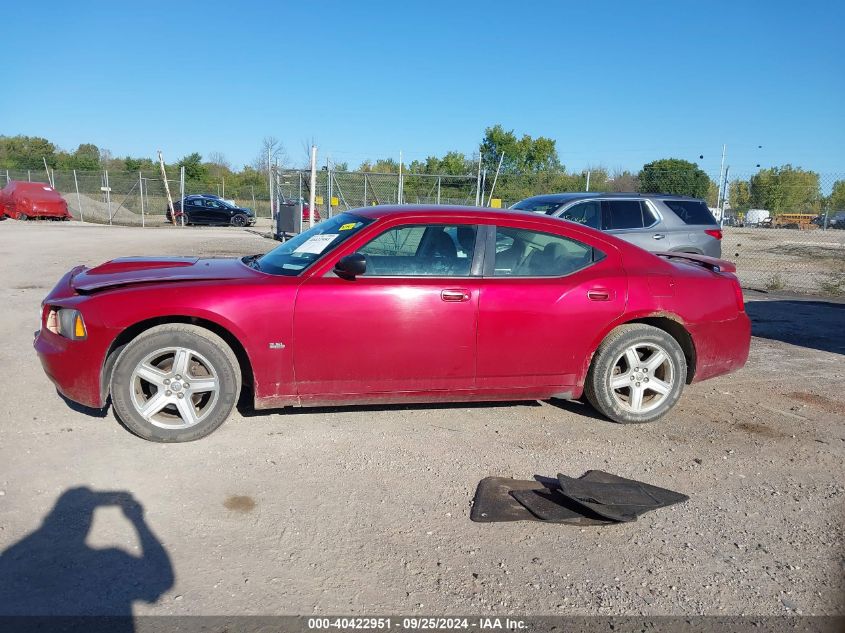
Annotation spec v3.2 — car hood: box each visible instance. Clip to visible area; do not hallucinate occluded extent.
[70,256,260,293]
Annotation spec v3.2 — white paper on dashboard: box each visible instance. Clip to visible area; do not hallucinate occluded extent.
[293,234,339,254]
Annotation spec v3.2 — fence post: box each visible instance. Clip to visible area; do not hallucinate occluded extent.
[28,170,31,182]
[309,146,317,226]
[398,151,403,204]
[105,170,112,225]
[437,177,441,204]
[585,170,591,192]
[363,173,367,206]
[180,166,186,227]
[268,148,274,221]
[73,170,83,222]
[327,164,333,218]
[139,171,145,228]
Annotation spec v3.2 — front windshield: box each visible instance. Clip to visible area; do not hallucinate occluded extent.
[251,213,372,276]
[510,199,563,215]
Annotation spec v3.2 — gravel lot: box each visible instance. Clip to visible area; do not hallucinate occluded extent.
[723,226,845,295]
[0,220,843,617]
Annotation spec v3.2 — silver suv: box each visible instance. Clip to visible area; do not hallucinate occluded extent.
[511,193,722,258]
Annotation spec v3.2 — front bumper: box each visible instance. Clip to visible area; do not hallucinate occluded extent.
[34,328,107,409]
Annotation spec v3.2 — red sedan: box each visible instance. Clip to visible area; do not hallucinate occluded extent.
[1,181,72,220]
[34,206,750,442]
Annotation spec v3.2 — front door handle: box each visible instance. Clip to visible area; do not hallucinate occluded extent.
[441,289,471,302]
[652,233,666,240]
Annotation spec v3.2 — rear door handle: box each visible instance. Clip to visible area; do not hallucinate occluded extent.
[441,289,471,302]
[652,233,666,240]
[587,288,613,301]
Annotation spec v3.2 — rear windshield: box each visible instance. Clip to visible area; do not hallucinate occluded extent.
[662,200,716,225]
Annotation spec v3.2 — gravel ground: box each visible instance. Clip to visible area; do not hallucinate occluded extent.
[0,220,842,617]
[722,226,845,295]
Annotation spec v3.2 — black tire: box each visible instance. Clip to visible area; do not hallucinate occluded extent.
[584,324,686,424]
[110,324,241,442]
[231,214,248,227]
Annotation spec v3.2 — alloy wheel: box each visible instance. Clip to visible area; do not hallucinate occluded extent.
[608,343,675,414]
[129,346,220,429]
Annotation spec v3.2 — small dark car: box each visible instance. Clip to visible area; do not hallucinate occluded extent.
[166,195,256,227]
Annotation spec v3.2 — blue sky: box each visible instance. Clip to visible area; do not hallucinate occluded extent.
[1,0,843,176]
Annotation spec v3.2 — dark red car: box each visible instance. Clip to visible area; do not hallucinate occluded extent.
[35,206,750,442]
[1,181,72,220]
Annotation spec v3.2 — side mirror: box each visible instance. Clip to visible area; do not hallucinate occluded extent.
[334,253,366,279]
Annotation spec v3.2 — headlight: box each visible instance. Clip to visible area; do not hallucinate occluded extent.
[46,307,87,340]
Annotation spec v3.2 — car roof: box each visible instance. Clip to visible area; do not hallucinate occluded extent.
[346,204,548,221]
[518,192,706,202]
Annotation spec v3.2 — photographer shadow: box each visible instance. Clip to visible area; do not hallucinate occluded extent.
[0,487,174,631]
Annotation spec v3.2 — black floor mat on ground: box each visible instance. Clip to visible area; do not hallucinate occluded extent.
[470,470,688,524]
[555,471,689,522]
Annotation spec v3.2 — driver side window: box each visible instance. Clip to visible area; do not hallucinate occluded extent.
[357,224,477,276]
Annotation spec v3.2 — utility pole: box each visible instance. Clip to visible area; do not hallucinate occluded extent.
[716,144,727,209]
[158,150,177,226]
[308,145,317,226]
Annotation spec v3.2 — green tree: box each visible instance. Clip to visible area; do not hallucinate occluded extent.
[828,180,845,211]
[480,124,560,174]
[749,165,820,214]
[637,158,710,198]
[124,156,156,172]
[0,135,57,169]
[359,158,399,173]
[177,152,208,180]
[729,180,752,211]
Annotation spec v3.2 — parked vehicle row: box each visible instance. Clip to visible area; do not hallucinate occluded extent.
[35,205,750,442]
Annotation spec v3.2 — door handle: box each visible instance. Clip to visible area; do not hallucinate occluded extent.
[652,233,666,240]
[587,288,613,301]
[441,289,471,302]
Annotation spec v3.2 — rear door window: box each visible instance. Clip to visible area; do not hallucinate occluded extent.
[662,200,716,225]
[559,201,601,229]
[492,227,601,277]
[602,200,655,230]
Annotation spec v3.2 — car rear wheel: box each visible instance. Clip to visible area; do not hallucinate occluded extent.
[110,324,241,442]
[231,214,248,227]
[584,324,686,424]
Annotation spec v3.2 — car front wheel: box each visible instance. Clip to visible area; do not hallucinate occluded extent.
[110,324,241,442]
[231,214,248,227]
[584,324,686,424]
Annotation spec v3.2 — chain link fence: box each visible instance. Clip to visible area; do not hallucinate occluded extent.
[2,167,843,296]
